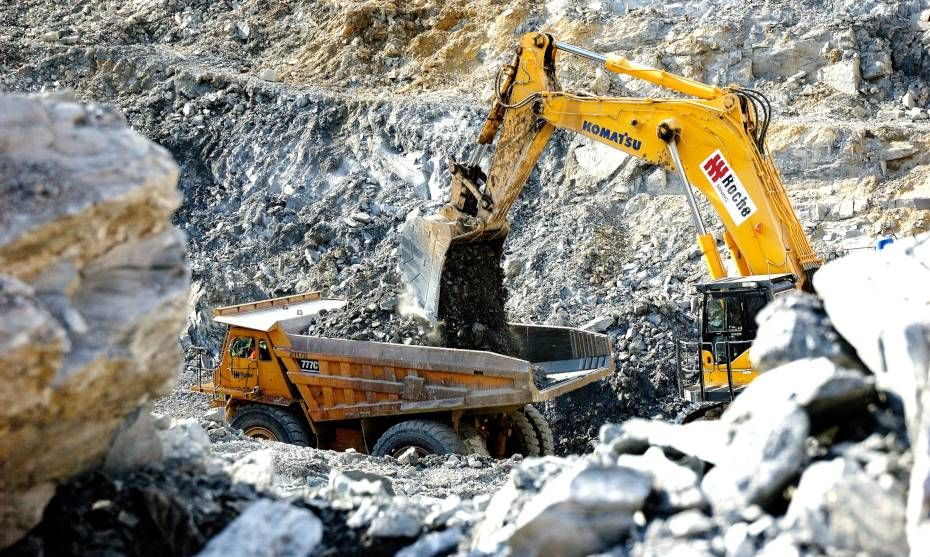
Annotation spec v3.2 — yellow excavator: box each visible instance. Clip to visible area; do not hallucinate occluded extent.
[399,32,822,404]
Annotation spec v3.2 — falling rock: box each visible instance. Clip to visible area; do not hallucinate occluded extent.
[0,94,186,549]
[785,458,907,556]
[750,292,858,371]
[196,499,323,557]
[903,91,917,109]
[508,463,652,557]
[702,398,809,515]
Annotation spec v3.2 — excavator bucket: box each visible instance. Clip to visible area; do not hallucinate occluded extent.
[398,213,457,322]
[399,209,508,323]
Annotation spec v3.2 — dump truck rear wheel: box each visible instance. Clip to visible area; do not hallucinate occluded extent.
[522,405,555,456]
[372,420,465,457]
[460,423,490,456]
[505,410,541,457]
[230,404,313,446]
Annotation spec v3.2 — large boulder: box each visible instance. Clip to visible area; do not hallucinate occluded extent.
[0,93,187,548]
[813,234,930,553]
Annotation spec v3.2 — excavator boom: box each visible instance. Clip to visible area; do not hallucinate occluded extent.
[400,32,821,322]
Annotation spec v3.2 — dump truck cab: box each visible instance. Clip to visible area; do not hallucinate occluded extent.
[678,273,796,403]
[193,291,614,458]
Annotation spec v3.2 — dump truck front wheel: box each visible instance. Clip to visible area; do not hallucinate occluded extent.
[230,404,314,447]
[372,420,466,457]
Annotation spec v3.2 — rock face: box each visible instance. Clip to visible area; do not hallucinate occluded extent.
[0,93,187,548]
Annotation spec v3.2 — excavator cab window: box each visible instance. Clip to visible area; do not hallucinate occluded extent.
[705,295,743,334]
[702,289,771,364]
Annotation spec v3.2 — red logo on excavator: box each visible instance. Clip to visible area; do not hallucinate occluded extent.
[703,154,729,183]
[699,149,758,226]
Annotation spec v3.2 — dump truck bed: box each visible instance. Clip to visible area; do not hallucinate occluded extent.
[278,323,612,422]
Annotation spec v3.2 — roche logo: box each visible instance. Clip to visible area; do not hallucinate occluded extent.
[699,150,757,226]
[581,120,641,150]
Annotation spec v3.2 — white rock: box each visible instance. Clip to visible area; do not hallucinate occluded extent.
[703,399,809,515]
[813,234,930,550]
[785,458,906,555]
[229,449,276,491]
[258,68,280,82]
[903,92,917,109]
[508,463,652,556]
[583,315,615,333]
[158,418,210,461]
[203,406,224,424]
[723,522,753,557]
[816,57,861,95]
[196,499,322,557]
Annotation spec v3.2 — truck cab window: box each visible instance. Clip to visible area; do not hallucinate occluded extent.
[230,336,255,359]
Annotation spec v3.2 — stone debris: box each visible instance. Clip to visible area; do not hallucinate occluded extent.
[195,499,322,557]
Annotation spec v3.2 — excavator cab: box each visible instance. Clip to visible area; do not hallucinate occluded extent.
[679,274,796,403]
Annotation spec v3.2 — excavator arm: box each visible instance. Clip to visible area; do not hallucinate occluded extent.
[400,32,821,322]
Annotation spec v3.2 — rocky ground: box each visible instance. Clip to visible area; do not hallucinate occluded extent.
[8,232,930,557]
[2,0,930,555]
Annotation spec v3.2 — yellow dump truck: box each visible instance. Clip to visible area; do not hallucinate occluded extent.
[192,291,613,458]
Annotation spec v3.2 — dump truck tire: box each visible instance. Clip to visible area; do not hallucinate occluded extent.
[372,420,466,458]
[522,405,555,456]
[460,423,490,456]
[506,410,541,457]
[230,404,313,446]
